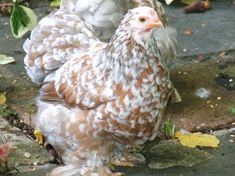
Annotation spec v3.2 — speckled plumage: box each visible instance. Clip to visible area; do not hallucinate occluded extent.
[23,9,101,85]
[25,5,174,176]
[23,0,177,86]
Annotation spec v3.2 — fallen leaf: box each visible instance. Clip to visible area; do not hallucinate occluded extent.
[0,93,7,105]
[181,0,197,5]
[175,131,220,148]
[183,29,193,35]
[165,0,174,5]
[34,129,44,145]
[0,144,10,160]
[218,51,227,58]
[0,54,15,65]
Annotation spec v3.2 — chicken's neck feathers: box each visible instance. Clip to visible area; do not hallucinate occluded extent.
[92,27,165,84]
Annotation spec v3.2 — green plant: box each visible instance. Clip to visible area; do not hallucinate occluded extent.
[0,0,37,38]
[164,118,175,139]
[230,108,235,116]
[50,0,60,8]
[0,105,16,117]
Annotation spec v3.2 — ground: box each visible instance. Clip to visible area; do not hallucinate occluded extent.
[0,0,235,175]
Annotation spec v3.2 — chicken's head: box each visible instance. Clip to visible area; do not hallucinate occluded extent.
[121,6,164,46]
[129,6,163,31]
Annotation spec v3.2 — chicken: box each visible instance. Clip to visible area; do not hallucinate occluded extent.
[60,0,168,41]
[27,6,174,176]
[23,0,177,86]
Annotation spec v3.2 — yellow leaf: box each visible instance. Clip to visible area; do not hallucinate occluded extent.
[34,129,44,145]
[0,93,7,105]
[175,131,220,148]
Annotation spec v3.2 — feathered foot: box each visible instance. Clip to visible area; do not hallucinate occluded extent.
[48,165,125,176]
[110,152,145,167]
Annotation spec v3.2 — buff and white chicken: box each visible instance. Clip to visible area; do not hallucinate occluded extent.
[23,1,180,175]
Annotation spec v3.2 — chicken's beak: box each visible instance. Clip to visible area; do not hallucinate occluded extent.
[147,20,164,28]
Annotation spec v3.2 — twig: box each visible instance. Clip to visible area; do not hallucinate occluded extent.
[0,3,13,7]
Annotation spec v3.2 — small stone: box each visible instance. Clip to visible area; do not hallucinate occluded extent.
[183,72,188,75]
[217,97,222,100]
[229,139,234,143]
[201,24,206,27]
[209,104,214,108]
[33,162,38,166]
[230,134,235,137]
[206,101,210,104]
[229,79,233,83]
[178,71,182,74]
[24,152,31,158]
[182,48,187,52]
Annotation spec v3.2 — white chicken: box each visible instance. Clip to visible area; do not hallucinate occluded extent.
[60,0,168,41]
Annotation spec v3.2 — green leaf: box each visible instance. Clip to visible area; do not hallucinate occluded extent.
[10,5,37,38]
[50,0,61,8]
[0,105,17,117]
[0,54,15,65]
[230,108,235,116]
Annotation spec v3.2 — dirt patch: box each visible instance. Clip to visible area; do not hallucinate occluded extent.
[168,52,235,131]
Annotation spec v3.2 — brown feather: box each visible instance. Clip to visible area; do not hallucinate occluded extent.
[40,81,61,102]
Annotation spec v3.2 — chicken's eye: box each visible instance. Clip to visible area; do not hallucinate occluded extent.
[139,17,146,23]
